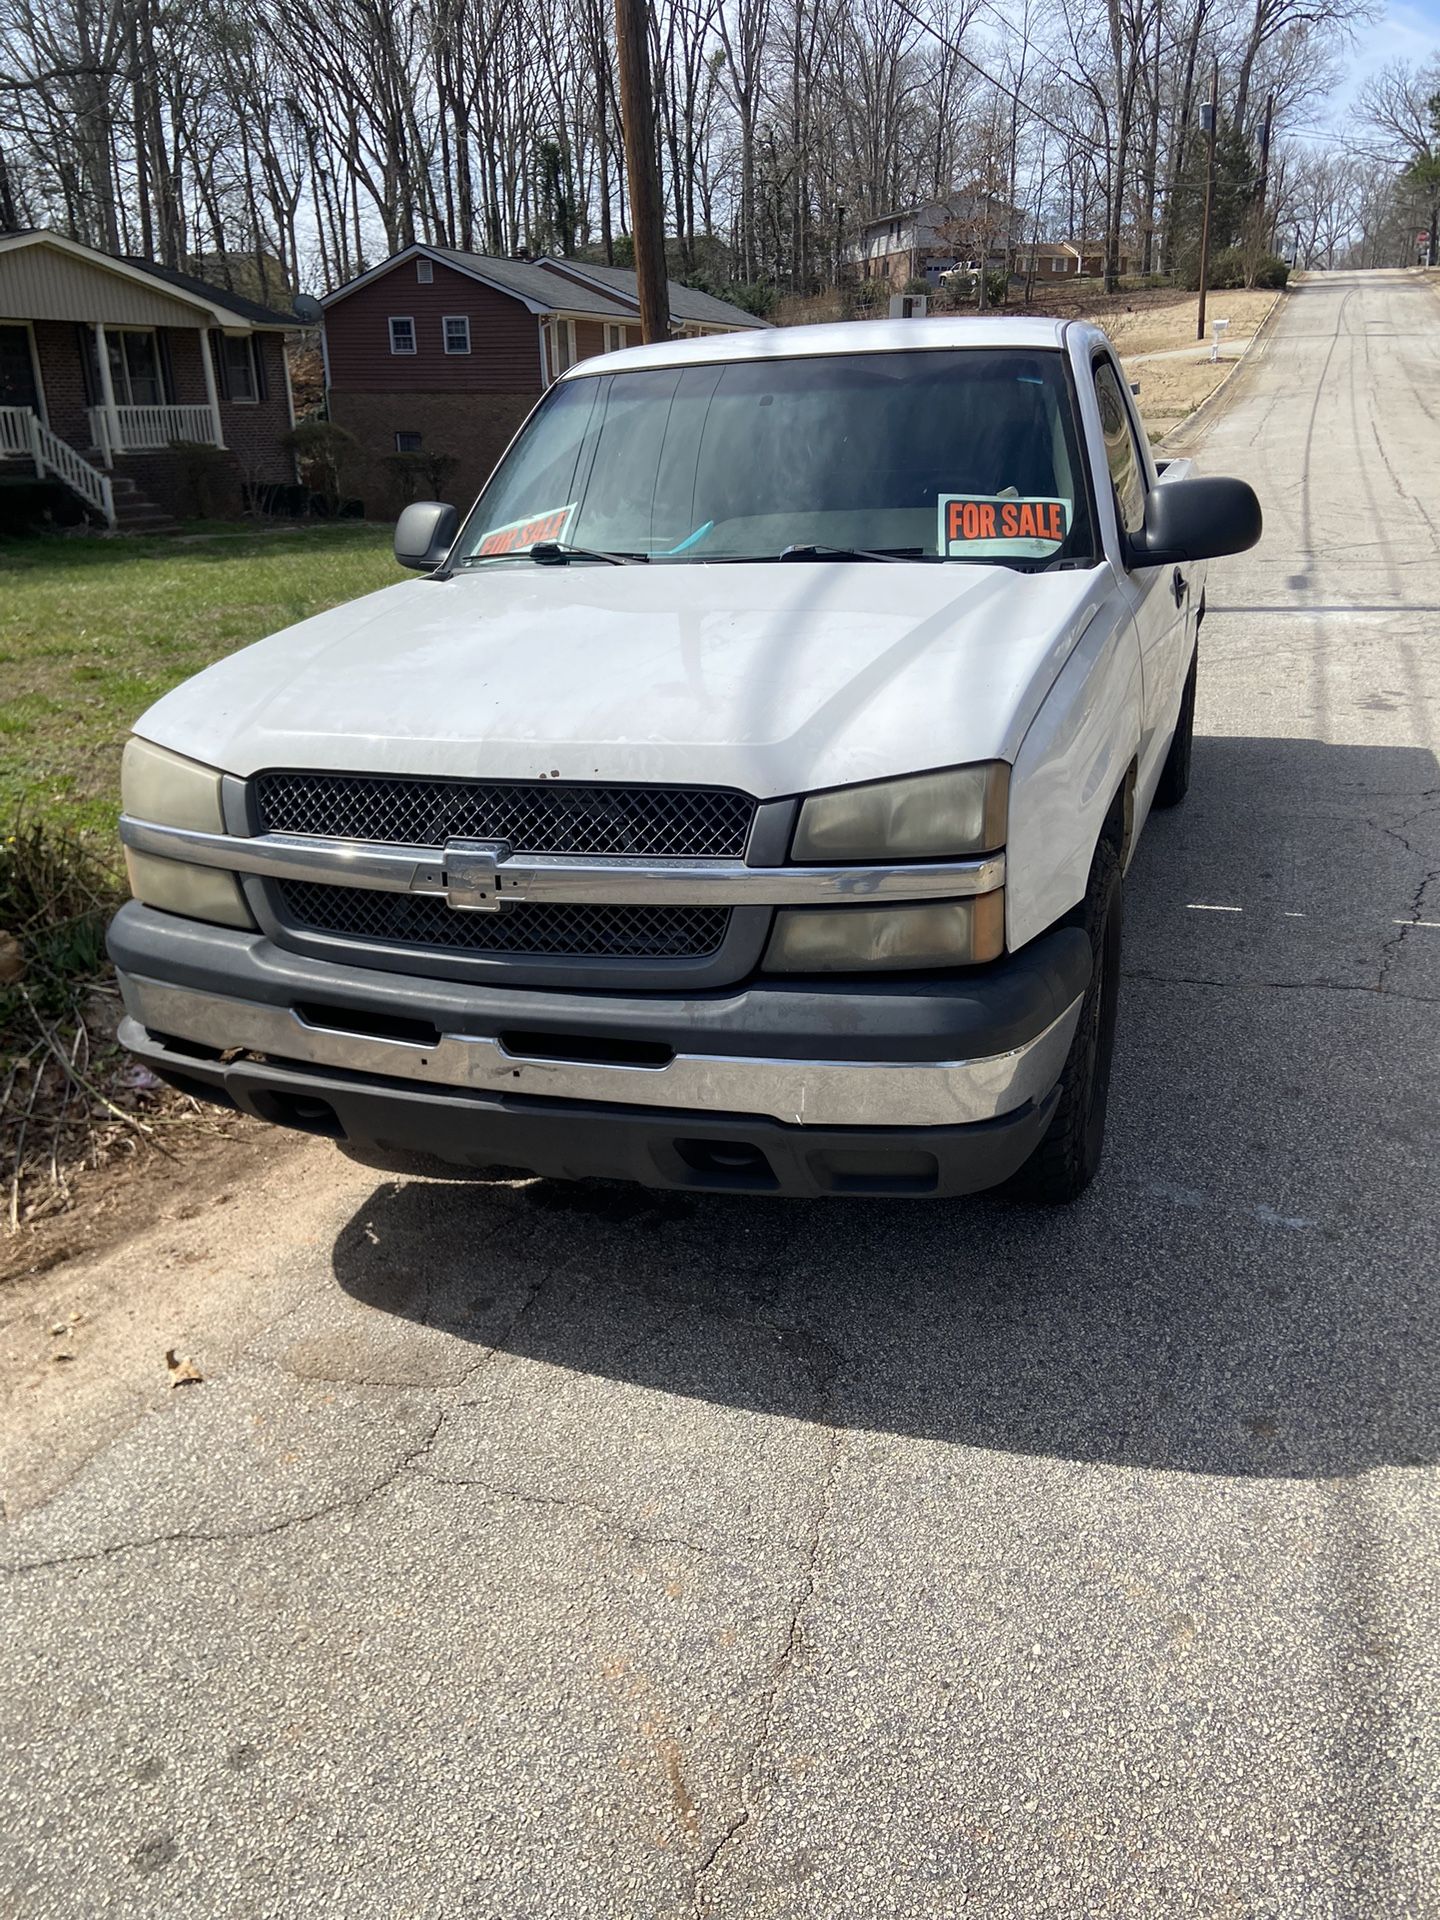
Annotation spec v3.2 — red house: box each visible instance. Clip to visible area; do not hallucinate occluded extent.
[320,244,764,511]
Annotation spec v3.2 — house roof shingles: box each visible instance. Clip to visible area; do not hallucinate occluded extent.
[322,243,763,331]
[128,258,299,326]
[538,259,764,329]
[432,250,635,319]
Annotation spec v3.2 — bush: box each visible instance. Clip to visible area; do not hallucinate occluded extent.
[940,267,1008,308]
[381,450,461,512]
[1187,247,1289,291]
[168,439,235,519]
[901,275,932,297]
[283,418,363,511]
[0,815,120,1045]
[849,277,888,315]
[1251,253,1290,289]
[723,280,779,319]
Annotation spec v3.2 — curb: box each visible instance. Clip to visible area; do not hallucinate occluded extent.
[1153,285,1288,449]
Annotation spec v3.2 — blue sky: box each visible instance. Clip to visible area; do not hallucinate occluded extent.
[1329,0,1440,113]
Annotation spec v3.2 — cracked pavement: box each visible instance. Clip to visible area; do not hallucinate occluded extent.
[2,269,1439,1917]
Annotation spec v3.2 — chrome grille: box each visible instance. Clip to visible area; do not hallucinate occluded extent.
[277,882,730,961]
[256,772,755,859]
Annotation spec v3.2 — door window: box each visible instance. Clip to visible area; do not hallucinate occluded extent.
[1092,359,1147,538]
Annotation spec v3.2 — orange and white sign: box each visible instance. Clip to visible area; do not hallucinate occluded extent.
[938,493,1070,558]
[476,502,577,556]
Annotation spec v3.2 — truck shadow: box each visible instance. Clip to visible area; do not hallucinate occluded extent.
[332,733,1440,1480]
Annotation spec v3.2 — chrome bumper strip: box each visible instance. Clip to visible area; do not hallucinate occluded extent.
[118,816,1005,910]
[120,975,1080,1130]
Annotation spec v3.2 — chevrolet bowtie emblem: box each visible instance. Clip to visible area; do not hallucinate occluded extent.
[443,839,513,911]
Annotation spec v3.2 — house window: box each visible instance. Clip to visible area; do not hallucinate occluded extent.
[417,259,434,284]
[221,334,260,403]
[604,323,626,353]
[544,317,576,380]
[92,329,166,407]
[395,430,422,453]
[389,316,417,355]
[443,315,471,355]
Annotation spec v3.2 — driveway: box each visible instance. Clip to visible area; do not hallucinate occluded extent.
[3,269,1438,1918]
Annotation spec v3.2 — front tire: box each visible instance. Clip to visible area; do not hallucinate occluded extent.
[1153,648,1197,809]
[1006,837,1122,1205]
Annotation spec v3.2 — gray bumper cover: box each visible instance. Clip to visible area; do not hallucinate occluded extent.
[109,903,1091,1198]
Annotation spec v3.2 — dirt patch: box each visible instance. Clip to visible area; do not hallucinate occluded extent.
[1127,355,1232,435]
[1100,287,1276,357]
[0,1100,279,1288]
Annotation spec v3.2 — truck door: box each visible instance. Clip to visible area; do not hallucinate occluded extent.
[1090,354,1190,809]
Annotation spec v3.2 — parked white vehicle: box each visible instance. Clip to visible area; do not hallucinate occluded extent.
[111,318,1260,1202]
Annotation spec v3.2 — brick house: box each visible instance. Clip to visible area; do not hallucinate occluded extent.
[0,229,298,529]
[1016,241,1140,279]
[320,244,765,511]
[841,193,1025,290]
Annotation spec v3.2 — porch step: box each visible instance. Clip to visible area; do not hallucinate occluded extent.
[109,474,182,535]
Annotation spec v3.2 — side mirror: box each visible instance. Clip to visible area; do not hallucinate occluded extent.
[395,500,458,570]
[1131,475,1261,566]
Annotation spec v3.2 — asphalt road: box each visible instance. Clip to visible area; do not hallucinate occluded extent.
[3,270,1438,1919]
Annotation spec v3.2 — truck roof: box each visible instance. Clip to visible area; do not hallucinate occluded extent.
[562,314,1080,379]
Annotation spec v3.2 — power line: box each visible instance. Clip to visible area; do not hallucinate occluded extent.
[889,0,1115,164]
[893,0,1402,174]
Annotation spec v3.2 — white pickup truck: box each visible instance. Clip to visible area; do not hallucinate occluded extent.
[110,317,1260,1203]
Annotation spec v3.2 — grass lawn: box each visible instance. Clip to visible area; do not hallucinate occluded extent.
[0,522,398,842]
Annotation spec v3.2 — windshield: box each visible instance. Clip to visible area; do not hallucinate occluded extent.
[451,348,1097,568]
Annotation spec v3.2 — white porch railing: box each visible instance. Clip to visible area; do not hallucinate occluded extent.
[8,409,115,526]
[87,403,221,452]
[0,405,33,456]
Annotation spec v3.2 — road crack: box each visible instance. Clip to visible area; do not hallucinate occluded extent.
[417,1471,720,1561]
[3,1405,446,1578]
[1125,968,1439,1005]
[691,1334,846,1917]
[1377,866,1440,995]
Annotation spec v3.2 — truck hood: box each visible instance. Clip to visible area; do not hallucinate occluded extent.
[135,561,1111,797]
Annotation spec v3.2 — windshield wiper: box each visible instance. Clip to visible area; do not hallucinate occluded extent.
[777,543,925,564]
[530,541,647,566]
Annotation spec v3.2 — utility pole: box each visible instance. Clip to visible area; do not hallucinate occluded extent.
[1256,91,1273,217]
[614,0,670,342]
[1255,90,1274,268]
[1196,57,1219,343]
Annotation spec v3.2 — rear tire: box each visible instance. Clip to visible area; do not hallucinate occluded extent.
[1153,648,1197,809]
[1006,837,1122,1206]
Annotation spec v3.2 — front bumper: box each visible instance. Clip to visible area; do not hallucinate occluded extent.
[109,904,1090,1198]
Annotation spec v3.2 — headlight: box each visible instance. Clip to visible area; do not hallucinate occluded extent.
[792,763,1009,863]
[122,736,227,832]
[121,737,253,930]
[763,893,1005,972]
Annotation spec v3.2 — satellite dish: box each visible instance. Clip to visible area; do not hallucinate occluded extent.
[292,293,323,325]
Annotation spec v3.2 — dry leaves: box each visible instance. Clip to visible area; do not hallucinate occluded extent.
[164,1348,203,1388]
